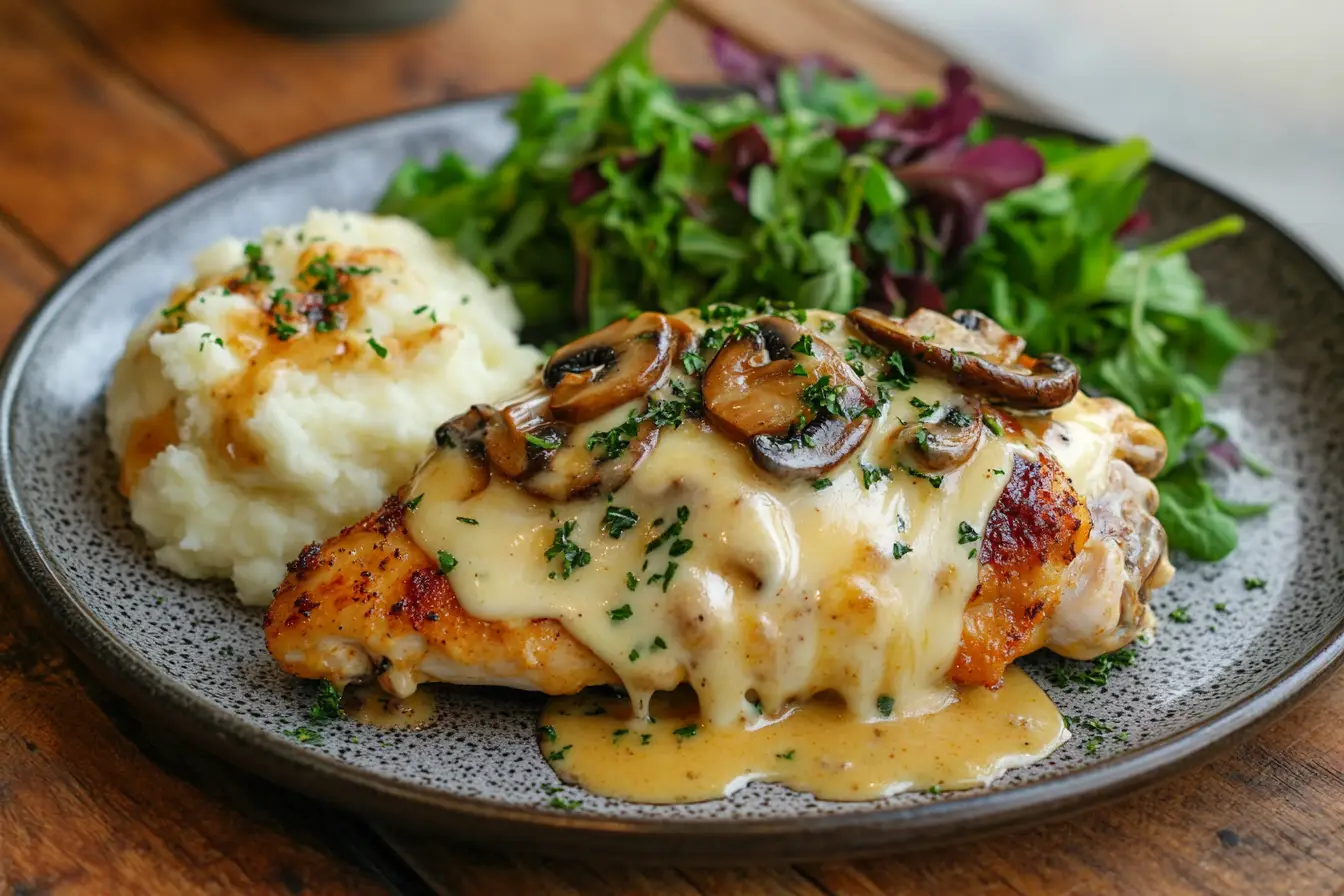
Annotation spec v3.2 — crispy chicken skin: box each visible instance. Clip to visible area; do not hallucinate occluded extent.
[264,497,617,698]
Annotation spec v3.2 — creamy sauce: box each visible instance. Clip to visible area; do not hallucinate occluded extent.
[541,667,1065,803]
[408,310,1039,728]
[118,404,178,497]
[402,308,1136,803]
[343,683,437,729]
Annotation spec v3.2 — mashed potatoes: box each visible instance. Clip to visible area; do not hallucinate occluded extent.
[106,209,542,605]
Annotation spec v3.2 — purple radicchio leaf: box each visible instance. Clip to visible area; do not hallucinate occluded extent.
[568,165,607,205]
[1115,209,1152,239]
[691,133,717,155]
[1204,437,1243,471]
[720,123,773,205]
[862,269,947,316]
[709,28,785,107]
[835,64,981,155]
[893,137,1045,257]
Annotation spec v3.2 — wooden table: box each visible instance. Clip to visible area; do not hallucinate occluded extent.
[1,1,1340,892]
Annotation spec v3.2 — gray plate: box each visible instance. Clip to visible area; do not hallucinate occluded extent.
[3,97,1342,863]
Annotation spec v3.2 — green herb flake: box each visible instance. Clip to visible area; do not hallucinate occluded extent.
[813,477,833,490]
[538,724,558,742]
[673,724,697,739]
[547,744,572,762]
[404,494,424,511]
[1169,606,1192,623]
[1243,577,1267,590]
[366,337,388,359]
[456,516,479,525]
[876,695,895,717]
[957,521,980,544]
[309,681,344,722]
[892,542,912,560]
[437,551,458,575]
[651,636,667,651]
[791,334,815,356]
[525,433,562,450]
[608,604,633,622]
[776,750,796,760]
[284,726,323,744]
[545,520,591,579]
[603,505,639,539]
[628,648,640,663]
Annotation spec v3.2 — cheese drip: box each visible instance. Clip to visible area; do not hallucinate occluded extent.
[406,311,1035,727]
[541,666,1066,803]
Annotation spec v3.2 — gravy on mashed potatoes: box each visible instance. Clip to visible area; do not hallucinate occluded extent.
[105,209,542,604]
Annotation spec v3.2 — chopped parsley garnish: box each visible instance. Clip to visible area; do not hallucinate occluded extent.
[413,304,429,315]
[242,242,274,283]
[983,414,1005,436]
[366,338,388,359]
[546,744,572,762]
[640,733,652,745]
[957,522,980,544]
[538,724,557,742]
[1214,602,1228,613]
[625,572,639,591]
[456,516,478,525]
[681,350,707,375]
[909,396,940,419]
[309,681,344,722]
[928,785,942,795]
[284,727,323,744]
[899,464,944,489]
[876,695,895,717]
[628,648,640,662]
[612,729,629,743]
[892,542,912,560]
[545,520,591,579]
[645,506,690,554]
[791,334,814,356]
[404,494,424,511]
[1047,647,1137,689]
[1169,606,1192,623]
[914,426,930,450]
[437,551,458,575]
[647,560,679,592]
[608,604,633,622]
[776,750,795,760]
[813,477,833,490]
[880,351,917,390]
[603,505,639,539]
[1243,577,1267,590]
[673,724,698,739]
[991,468,1006,476]
[790,363,808,376]
[270,314,299,341]
[525,433,562,450]
[547,796,582,811]
[668,538,693,557]
[943,406,974,428]
[819,319,837,333]
[198,332,223,351]
[800,374,849,418]
[651,636,667,651]
[860,462,890,490]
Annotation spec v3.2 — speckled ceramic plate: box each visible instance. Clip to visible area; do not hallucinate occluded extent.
[3,97,1342,863]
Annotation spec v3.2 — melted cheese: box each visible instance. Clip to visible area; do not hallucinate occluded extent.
[403,309,1140,802]
[542,667,1066,802]
[407,311,1036,727]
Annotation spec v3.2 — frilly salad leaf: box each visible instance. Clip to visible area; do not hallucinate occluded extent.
[377,0,1269,561]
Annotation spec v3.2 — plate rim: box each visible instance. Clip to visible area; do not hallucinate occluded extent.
[3,95,1343,862]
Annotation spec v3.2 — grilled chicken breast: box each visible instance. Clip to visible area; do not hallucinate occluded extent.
[266,306,1171,714]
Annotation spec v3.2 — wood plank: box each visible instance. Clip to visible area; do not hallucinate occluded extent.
[0,549,388,895]
[0,1,227,264]
[60,0,724,157]
[0,221,58,345]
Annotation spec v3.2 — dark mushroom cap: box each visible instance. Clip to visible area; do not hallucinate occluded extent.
[428,406,492,500]
[849,307,1080,410]
[703,316,873,476]
[525,411,660,501]
[703,316,865,440]
[751,411,873,479]
[948,309,1026,365]
[544,312,675,423]
[894,394,984,472]
[481,393,566,480]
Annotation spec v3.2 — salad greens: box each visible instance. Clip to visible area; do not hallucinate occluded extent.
[378,0,1269,561]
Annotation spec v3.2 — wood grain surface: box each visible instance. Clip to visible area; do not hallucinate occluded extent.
[0,1,1339,893]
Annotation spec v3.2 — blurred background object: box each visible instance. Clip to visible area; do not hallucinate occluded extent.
[230,0,456,34]
[861,0,1344,272]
